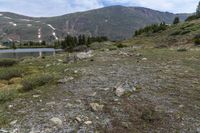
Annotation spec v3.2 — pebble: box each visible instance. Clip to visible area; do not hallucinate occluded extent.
[84,121,92,125]
[10,120,17,126]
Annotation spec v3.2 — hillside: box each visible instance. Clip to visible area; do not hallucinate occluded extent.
[122,19,200,48]
[0,6,190,44]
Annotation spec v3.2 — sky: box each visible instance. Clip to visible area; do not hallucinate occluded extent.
[0,0,199,17]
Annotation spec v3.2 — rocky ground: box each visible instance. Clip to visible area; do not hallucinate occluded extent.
[0,47,200,133]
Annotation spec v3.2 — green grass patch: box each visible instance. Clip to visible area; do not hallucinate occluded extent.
[0,89,17,104]
[0,58,18,67]
[0,68,23,80]
[21,74,54,91]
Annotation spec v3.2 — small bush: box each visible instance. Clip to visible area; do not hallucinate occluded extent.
[0,59,18,67]
[116,43,127,48]
[22,74,53,91]
[194,34,200,45]
[177,48,187,52]
[0,68,23,80]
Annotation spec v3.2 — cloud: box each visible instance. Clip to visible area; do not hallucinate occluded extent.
[0,0,198,17]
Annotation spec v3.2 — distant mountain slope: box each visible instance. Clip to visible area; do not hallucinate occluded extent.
[123,19,200,47]
[0,6,190,43]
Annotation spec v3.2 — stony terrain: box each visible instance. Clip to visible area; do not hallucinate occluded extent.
[0,46,200,133]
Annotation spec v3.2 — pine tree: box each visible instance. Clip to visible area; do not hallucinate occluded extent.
[173,17,180,24]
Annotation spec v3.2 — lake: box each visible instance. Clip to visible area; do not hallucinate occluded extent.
[0,48,62,59]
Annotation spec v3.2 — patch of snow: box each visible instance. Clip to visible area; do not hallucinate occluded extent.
[9,22,17,26]
[20,19,31,22]
[38,28,41,39]
[47,24,56,30]
[52,32,58,40]
[0,14,3,16]
[27,24,32,27]
[35,21,40,23]
[4,16,12,19]
[105,19,108,22]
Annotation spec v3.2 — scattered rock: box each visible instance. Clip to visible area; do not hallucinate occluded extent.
[75,117,82,122]
[46,102,56,106]
[57,77,74,84]
[197,127,200,133]
[50,117,63,127]
[0,129,8,133]
[8,105,14,109]
[84,121,92,125]
[10,120,17,126]
[0,83,7,88]
[115,86,125,97]
[57,59,63,62]
[76,50,93,60]
[33,95,40,98]
[142,58,147,61]
[90,103,104,112]
[45,64,51,68]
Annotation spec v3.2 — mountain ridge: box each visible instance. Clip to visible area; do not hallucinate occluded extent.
[0,5,191,44]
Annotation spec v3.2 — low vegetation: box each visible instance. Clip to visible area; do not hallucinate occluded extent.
[21,74,54,91]
[0,58,18,67]
[194,34,200,45]
[0,68,23,80]
[134,22,168,36]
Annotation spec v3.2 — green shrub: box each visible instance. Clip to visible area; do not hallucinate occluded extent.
[0,68,23,80]
[194,34,200,45]
[177,48,187,52]
[0,59,18,67]
[116,43,127,48]
[180,30,191,35]
[170,31,181,36]
[22,74,53,91]
[0,90,16,103]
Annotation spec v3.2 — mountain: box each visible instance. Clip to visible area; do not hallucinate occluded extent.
[0,6,190,44]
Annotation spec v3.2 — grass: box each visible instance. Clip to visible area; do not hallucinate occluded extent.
[0,58,18,67]
[0,68,23,80]
[0,89,17,104]
[21,74,54,91]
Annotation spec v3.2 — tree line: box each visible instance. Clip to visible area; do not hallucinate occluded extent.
[55,35,108,50]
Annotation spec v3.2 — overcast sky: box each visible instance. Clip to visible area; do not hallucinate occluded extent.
[0,0,199,17]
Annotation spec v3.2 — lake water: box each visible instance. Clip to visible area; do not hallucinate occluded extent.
[0,48,62,59]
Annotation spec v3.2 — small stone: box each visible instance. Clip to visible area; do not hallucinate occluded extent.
[74,70,78,74]
[142,58,147,61]
[46,102,56,106]
[84,121,92,125]
[0,129,8,133]
[57,59,63,62]
[10,120,17,126]
[115,86,125,97]
[45,64,51,68]
[50,117,63,127]
[33,95,40,98]
[197,127,200,133]
[90,103,104,112]
[75,117,82,122]
[8,105,14,109]
[179,105,184,108]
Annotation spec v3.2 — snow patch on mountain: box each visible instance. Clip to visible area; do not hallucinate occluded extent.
[47,24,56,30]
[20,19,31,22]
[0,14,3,16]
[47,24,58,40]
[38,28,42,42]
[27,24,32,27]
[4,16,12,19]
[9,22,17,26]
